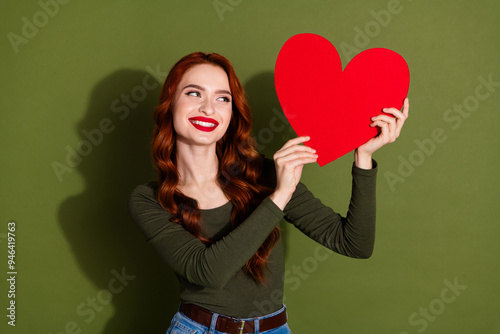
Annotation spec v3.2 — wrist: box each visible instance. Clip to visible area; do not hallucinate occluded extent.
[354,148,373,169]
[269,189,292,211]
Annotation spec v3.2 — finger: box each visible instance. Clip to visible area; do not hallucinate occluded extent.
[274,146,316,162]
[402,97,410,118]
[370,115,397,137]
[391,98,410,136]
[370,120,393,143]
[279,156,318,170]
[381,107,406,121]
[274,143,316,160]
[372,114,398,128]
[278,136,311,152]
[275,151,318,165]
[375,112,402,138]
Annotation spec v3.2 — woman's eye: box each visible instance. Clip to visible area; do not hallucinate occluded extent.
[217,96,231,103]
[186,91,200,97]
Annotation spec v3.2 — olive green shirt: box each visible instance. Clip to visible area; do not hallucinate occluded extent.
[128,160,377,318]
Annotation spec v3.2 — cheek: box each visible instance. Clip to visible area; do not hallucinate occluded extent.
[171,108,187,132]
[172,100,189,122]
[172,116,181,132]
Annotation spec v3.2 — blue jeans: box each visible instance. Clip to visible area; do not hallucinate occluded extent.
[166,304,292,334]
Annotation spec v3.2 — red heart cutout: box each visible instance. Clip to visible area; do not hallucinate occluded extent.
[274,33,410,166]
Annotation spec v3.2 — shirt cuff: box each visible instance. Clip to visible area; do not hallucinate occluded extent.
[352,159,378,176]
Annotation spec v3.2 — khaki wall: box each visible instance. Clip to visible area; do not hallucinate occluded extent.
[1,0,499,333]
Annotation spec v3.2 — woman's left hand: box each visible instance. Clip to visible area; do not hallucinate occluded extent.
[355,97,410,168]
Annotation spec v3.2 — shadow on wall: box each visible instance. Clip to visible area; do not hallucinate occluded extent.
[245,71,296,160]
[58,68,295,333]
[58,69,179,334]
[246,71,296,259]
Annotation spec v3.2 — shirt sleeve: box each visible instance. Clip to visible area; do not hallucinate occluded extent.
[283,160,378,259]
[128,184,284,290]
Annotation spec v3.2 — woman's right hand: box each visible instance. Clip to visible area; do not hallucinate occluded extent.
[270,136,318,210]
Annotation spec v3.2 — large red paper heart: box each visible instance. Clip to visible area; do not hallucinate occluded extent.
[274,33,410,166]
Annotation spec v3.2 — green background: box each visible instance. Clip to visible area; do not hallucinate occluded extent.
[2,0,499,333]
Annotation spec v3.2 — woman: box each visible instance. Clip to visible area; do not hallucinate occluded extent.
[129,52,409,334]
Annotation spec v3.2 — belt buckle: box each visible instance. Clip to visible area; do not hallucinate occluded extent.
[238,320,245,334]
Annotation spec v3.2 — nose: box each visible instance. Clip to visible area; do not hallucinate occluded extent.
[199,98,215,116]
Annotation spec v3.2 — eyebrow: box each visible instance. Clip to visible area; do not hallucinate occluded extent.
[182,84,232,96]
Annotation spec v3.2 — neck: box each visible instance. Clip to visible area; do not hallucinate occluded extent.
[175,141,219,188]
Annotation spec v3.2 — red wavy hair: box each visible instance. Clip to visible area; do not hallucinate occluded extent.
[152,52,280,284]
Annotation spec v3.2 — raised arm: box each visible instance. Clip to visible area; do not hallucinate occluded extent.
[268,98,409,258]
[283,162,377,258]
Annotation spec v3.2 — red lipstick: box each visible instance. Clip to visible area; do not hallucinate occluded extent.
[188,117,219,132]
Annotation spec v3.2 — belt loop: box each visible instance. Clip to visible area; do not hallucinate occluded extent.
[254,318,259,334]
[209,311,218,334]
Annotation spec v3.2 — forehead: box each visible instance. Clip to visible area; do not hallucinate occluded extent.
[179,64,230,90]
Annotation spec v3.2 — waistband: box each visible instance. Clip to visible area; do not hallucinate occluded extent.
[180,303,287,334]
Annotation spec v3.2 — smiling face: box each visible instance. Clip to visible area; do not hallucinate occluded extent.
[171,64,233,147]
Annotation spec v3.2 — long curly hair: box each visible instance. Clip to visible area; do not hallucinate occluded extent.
[151,52,280,284]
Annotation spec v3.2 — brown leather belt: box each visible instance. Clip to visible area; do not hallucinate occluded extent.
[180,303,287,334]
